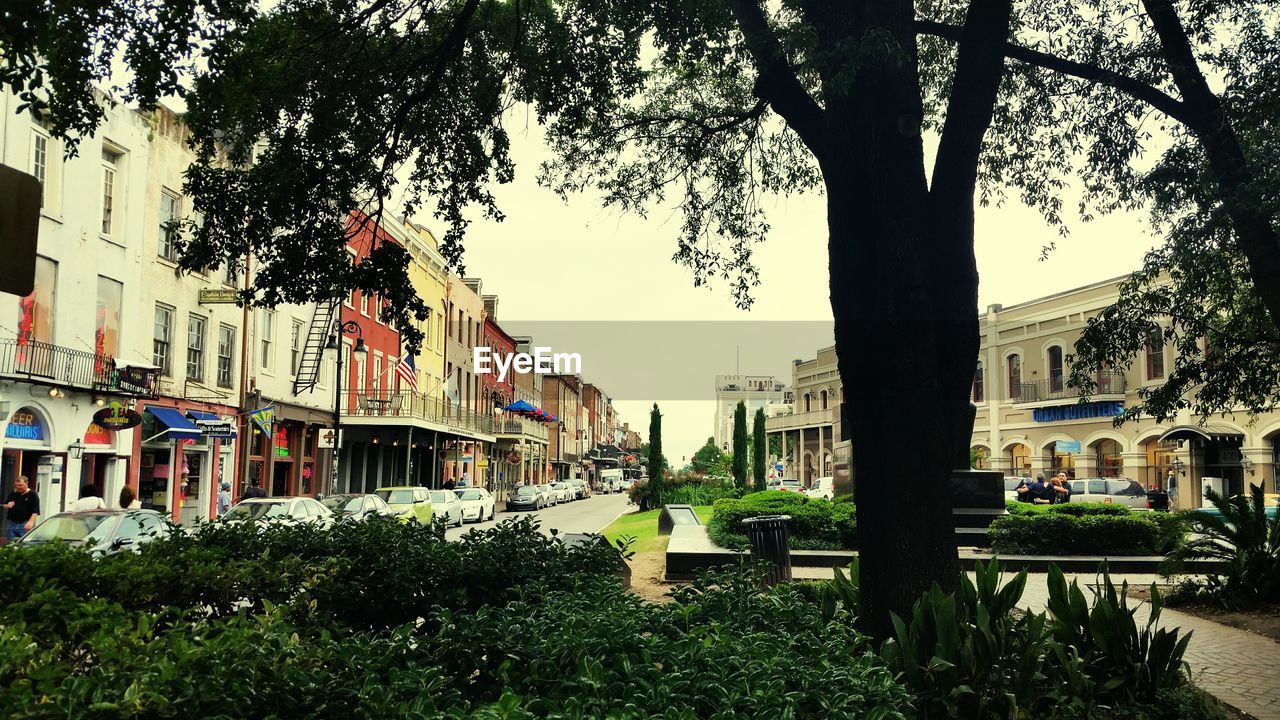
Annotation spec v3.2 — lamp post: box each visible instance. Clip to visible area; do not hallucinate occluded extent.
[325,320,366,494]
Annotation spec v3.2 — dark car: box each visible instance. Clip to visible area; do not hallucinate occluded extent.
[320,493,396,521]
[507,484,543,511]
[19,509,170,555]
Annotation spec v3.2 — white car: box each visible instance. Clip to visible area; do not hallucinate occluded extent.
[767,478,804,493]
[455,487,496,523]
[805,477,835,501]
[429,489,465,526]
[222,497,334,528]
[552,481,575,502]
[1004,477,1030,503]
[1066,477,1150,509]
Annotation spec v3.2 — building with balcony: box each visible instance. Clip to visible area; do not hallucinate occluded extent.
[714,374,788,449]
[972,276,1280,509]
[763,349,846,485]
[542,374,581,480]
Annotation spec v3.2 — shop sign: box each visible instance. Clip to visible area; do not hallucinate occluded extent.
[115,365,158,396]
[195,417,236,438]
[92,402,143,431]
[317,427,337,449]
[507,450,520,464]
[1032,401,1124,423]
[5,407,46,442]
[198,288,241,304]
[476,459,489,469]
[1055,440,1082,454]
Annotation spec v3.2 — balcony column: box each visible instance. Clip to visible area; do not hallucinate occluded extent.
[779,431,787,478]
[797,427,805,483]
[818,424,826,482]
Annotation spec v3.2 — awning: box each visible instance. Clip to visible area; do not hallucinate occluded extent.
[146,407,203,441]
[1158,424,1244,443]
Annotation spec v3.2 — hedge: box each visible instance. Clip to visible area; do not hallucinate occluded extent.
[990,505,1187,555]
[708,491,856,550]
[628,475,741,510]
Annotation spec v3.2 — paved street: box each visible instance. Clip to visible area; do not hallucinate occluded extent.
[444,491,633,541]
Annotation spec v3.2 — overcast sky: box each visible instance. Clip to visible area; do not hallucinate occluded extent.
[446,119,1162,463]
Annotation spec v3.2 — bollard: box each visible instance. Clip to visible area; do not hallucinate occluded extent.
[743,514,792,586]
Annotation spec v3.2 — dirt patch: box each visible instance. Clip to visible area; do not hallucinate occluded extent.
[1128,586,1280,644]
[626,551,683,603]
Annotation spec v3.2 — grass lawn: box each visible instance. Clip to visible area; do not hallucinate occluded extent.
[601,506,714,554]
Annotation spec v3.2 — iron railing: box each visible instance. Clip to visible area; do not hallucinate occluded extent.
[1014,370,1125,404]
[0,339,155,397]
[493,417,550,441]
[345,390,496,434]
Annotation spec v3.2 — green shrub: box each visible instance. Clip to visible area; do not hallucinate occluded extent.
[708,491,856,550]
[628,475,740,510]
[1004,500,1130,517]
[989,508,1185,556]
[1169,485,1280,602]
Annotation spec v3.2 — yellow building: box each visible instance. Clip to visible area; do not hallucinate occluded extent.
[402,219,447,403]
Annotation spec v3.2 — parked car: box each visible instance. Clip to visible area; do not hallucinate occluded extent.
[429,489,465,527]
[766,478,804,493]
[507,484,543,511]
[222,497,335,527]
[1065,477,1150,509]
[806,477,835,501]
[374,486,435,524]
[320,493,396,522]
[455,487,496,522]
[569,478,590,499]
[536,483,559,506]
[18,509,170,555]
[553,481,576,502]
[1004,476,1030,503]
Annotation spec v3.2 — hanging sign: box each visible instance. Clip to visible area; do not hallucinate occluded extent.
[317,427,337,449]
[198,288,240,304]
[195,417,236,438]
[248,406,276,435]
[92,401,143,432]
[507,449,521,464]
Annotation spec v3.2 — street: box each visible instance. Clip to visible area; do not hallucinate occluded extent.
[444,491,633,541]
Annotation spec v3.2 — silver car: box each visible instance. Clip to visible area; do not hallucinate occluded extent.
[19,509,170,555]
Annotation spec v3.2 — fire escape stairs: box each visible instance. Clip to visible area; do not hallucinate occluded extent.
[293,298,339,395]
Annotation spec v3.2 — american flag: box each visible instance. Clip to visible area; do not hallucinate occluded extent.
[395,353,419,392]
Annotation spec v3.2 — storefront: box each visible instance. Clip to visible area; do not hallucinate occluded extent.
[133,403,236,523]
[1,405,65,526]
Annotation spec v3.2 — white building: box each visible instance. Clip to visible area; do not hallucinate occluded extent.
[713,374,788,449]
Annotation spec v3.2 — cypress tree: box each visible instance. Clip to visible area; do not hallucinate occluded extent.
[732,401,748,491]
[752,407,767,492]
[647,403,664,508]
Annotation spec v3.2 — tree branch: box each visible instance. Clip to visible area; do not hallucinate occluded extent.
[1140,0,1280,328]
[915,18,1193,126]
[726,0,826,155]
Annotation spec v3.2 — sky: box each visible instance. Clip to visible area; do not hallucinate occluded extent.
[438,120,1163,463]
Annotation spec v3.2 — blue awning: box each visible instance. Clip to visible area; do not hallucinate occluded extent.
[147,407,203,441]
[186,410,219,422]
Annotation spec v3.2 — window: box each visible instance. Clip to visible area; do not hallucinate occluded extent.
[1048,346,1064,393]
[373,353,383,398]
[820,389,829,410]
[223,259,239,287]
[972,361,984,402]
[101,148,121,237]
[1145,328,1165,380]
[423,308,433,348]
[95,277,122,357]
[158,190,180,261]
[259,309,275,370]
[217,324,235,388]
[359,291,369,317]
[1007,354,1022,400]
[17,257,57,347]
[187,314,207,382]
[31,130,48,207]
[154,304,174,375]
[291,320,304,377]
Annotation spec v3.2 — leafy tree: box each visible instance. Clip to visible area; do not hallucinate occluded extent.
[731,401,748,490]
[647,403,664,507]
[690,437,723,475]
[752,408,767,492]
[12,0,1278,635]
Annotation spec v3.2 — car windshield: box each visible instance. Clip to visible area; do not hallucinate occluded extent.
[225,502,291,520]
[457,489,484,500]
[319,495,356,511]
[24,514,117,544]
[429,491,450,503]
[376,489,416,505]
[515,486,537,497]
[781,480,802,488]
[333,498,363,514]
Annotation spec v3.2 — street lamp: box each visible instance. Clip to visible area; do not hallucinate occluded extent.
[325,319,366,493]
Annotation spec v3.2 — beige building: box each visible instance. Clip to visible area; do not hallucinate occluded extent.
[765,347,848,485]
[713,374,788,450]
[972,276,1279,509]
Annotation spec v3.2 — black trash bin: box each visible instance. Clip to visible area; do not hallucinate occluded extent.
[743,514,792,586]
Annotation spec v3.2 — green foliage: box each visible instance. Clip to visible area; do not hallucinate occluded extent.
[990,508,1185,556]
[731,401,748,491]
[647,403,664,507]
[709,491,856,550]
[688,436,723,474]
[1169,485,1280,602]
[627,474,740,511]
[752,407,767,492]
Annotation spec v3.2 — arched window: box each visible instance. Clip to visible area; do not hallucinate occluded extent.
[1048,346,1064,393]
[972,361,984,402]
[820,389,828,410]
[803,393,812,412]
[1007,354,1022,400]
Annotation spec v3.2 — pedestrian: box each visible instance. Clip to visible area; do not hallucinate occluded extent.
[1014,476,1031,502]
[243,477,267,499]
[119,485,142,510]
[217,481,233,515]
[1049,472,1072,504]
[459,470,470,487]
[1029,473,1053,504]
[1166,470,1179,508]
[443,477,456,491]
[72,483,106,511]
[4,475,40,543]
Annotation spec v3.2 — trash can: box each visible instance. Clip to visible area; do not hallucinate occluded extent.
[743,514,792,586]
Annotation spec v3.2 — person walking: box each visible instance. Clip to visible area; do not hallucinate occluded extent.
[72,484,106,511]
[119,485,142,510]
[217,482,233,516]
[243,477,267,499]
[4,475,40,543]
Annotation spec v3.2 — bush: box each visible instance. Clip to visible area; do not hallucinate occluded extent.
[1168,485,1280,603]
[627,474,740,511]
[990,506,1185,556]
[1004,500,1130,516]
[708,491,856,550]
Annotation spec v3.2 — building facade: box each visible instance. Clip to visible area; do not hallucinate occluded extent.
[764,349,845,485]
[971,276,1280,509]
[714,374,788,449]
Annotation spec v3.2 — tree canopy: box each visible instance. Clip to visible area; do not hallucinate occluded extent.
[689,436,724,475]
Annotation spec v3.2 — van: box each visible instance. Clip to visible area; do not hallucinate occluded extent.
[600,468,624,493]
[806,477,835,501]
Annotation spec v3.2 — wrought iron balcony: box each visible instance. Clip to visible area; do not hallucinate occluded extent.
[344,390,495,434]
[1013,370,1125,404]
[0,339,156,397]
[493,417,550,442]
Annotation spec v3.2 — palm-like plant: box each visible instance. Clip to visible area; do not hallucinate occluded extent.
[1170,484,1280,602]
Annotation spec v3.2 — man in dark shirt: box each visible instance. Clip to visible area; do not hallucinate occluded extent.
[1050,472,1073,504]
[5,475,40,543]
[242,477,267,499]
